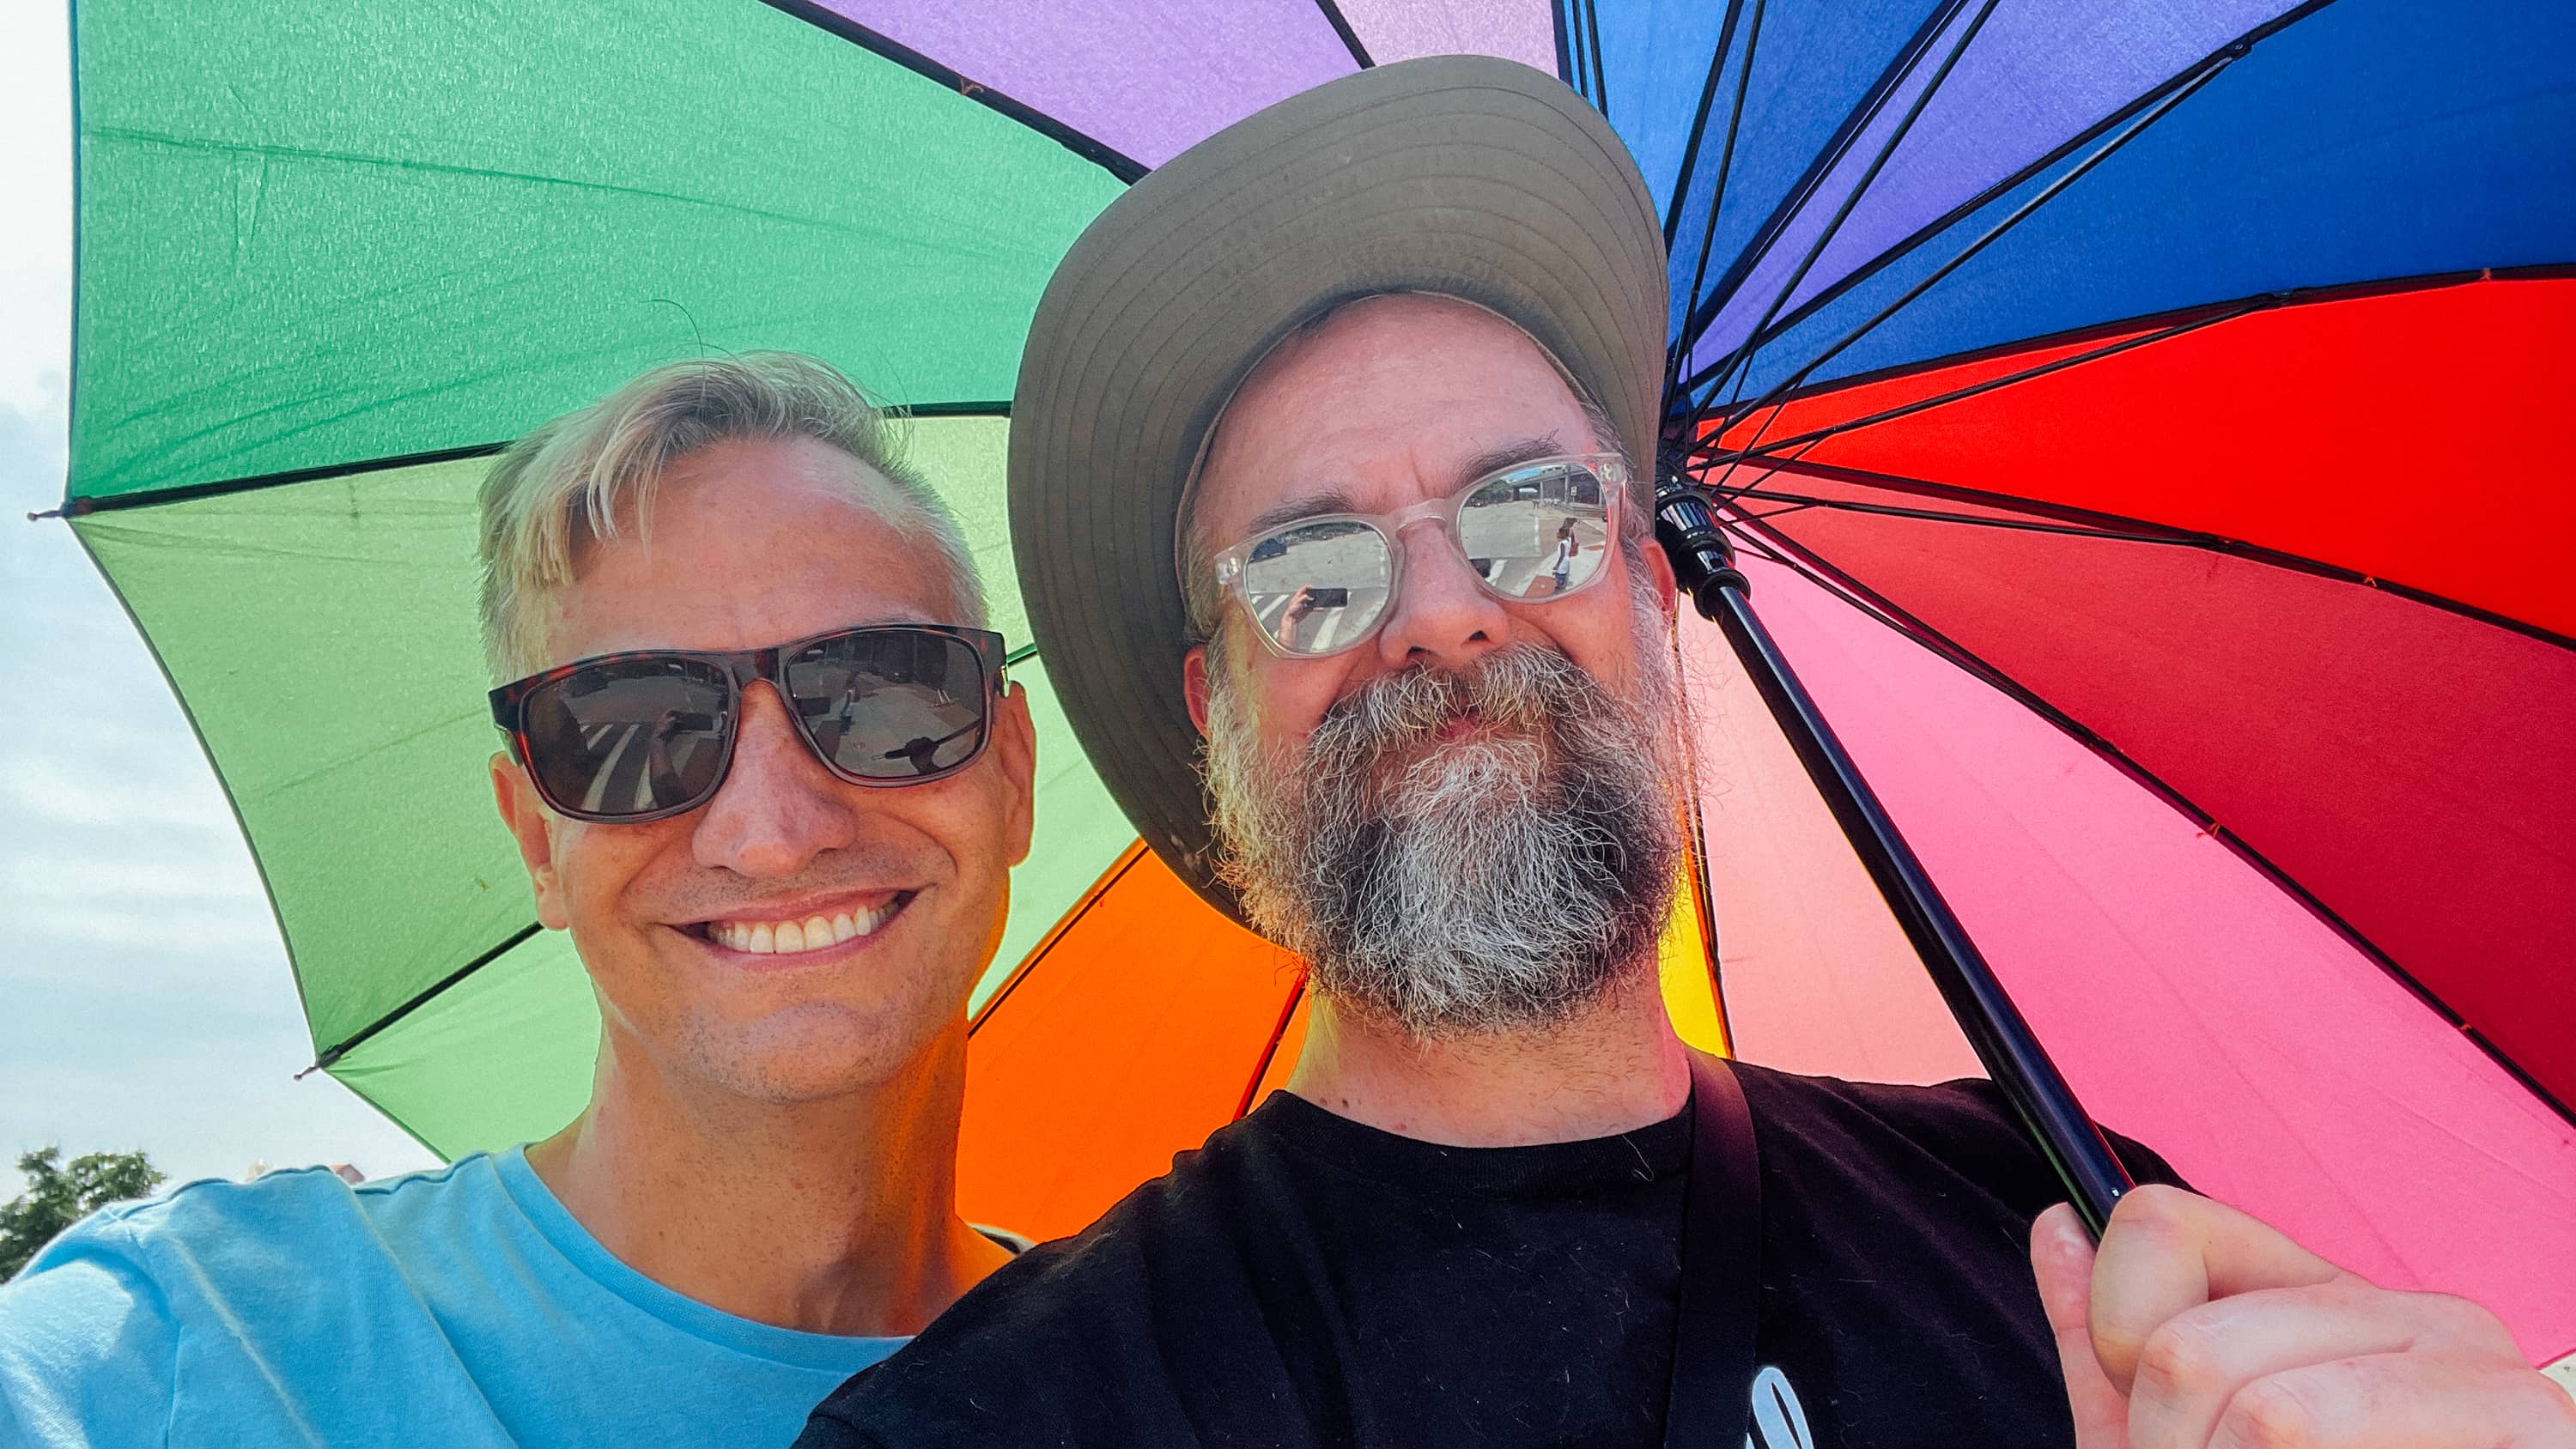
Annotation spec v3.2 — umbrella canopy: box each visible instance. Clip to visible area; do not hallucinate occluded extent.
[58,0,2573,1370]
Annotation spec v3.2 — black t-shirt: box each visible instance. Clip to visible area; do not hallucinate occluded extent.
[799,1064,2182,1448]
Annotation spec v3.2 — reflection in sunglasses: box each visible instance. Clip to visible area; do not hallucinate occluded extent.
[1216,454,1625,659]
[490,625,1005,822]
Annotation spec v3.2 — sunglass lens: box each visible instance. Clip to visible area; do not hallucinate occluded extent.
[522,658,733,818]
[787,630,990,782]
[1237,518,1394,654]
[1460,460,1613,601]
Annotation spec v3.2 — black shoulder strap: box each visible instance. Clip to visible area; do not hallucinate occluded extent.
[1664,1051,1765,1449]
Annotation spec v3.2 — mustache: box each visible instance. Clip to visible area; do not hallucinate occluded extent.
[1303,644,1583,762]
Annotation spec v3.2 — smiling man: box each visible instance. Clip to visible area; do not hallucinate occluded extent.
[0,353,1036,1446]
[801,58,2573,1449]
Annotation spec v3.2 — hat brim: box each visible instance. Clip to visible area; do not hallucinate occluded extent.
[1008,54,1669,924]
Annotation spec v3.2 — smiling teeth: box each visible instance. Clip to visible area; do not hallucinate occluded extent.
[710,903,896,955]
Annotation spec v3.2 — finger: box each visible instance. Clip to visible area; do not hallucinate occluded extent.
[2208,1351,2576,1449]
[2124,1282,2513,1449]
[2032,1203,2129,1448]
[2091,1186,2347,1395]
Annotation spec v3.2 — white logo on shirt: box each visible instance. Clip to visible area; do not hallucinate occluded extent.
[1746,1366,1814,1449]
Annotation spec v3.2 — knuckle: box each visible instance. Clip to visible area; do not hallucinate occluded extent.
[2512,1363,2576,1434]
[2109,1184,2196,1242]
[2131,1317,2229,1404]
[2215,1377,2324,1449]
[2412,1290,2515,1352]
[2120,1182,2193,1219]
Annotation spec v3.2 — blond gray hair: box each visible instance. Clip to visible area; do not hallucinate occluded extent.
[477,352,984,682]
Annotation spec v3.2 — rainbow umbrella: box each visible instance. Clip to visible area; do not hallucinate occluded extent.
[54,0,2573,1374]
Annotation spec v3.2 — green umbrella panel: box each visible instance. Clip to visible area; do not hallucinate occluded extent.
[64,0,1130,1155]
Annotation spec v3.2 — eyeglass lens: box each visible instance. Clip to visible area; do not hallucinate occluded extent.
[786,630,989,782]
[520,630,990,818]
[522,657,736,817]
[1237,460,1614,655]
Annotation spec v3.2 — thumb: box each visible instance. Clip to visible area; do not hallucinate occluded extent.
[2031,1203,2126,1449]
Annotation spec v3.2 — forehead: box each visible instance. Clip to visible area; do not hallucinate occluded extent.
[544,435,955,664]
[1190,294,1594,541]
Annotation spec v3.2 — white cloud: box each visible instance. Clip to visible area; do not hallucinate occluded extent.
[0,2,70,419]
[0,755,246,836]
[0,10,438,1192]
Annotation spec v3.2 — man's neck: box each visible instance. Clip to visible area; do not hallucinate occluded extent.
[1282,967,1692,1146]
[524,1026,1008,1337]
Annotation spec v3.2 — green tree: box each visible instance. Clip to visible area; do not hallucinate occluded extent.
[0,1147,165,1280]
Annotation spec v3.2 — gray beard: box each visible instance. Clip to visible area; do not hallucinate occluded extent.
[1203,585,1683,1040]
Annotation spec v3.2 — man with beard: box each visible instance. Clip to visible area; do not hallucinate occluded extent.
[799,58,2573,1449]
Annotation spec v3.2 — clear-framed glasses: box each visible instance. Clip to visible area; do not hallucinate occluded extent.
[1210,452,1626,658]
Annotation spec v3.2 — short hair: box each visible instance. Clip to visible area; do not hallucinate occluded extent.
[476,352,985,682]
[1176,294,1642,645]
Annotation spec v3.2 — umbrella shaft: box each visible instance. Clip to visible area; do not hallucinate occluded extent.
[1700,580,2133,1237]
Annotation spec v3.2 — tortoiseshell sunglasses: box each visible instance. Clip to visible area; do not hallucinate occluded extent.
[489,623,1007,823]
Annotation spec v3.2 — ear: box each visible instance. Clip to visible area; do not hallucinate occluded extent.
[1182,643,1212,737]
[1637,530,1681,624]
[991,681,1038,868]
[490,752,572,931]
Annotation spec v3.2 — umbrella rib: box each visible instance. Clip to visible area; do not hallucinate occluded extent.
[1716,515,2576,1130]
[1659,0,1751,248]
[57,403,1012,518]
[298,922,544,1077]
[1677,0,2340,403]
[1674,0,1974,359]
[1310,0,1374,69]
[1235,978,1309,1120]
[967,842,1151,1034]
[1692,0,2007,434]
[1559,1,1589,107]
[1582,0,1611,120]
[1716,512,1915,639]
[1688,264,2563,463]
[754,1,1149,184]
[1697,303,2257,470]
[1665,0,1766,408]
[1698,50,2239,461]
[1716,490,2205,547]
[59,442,509,518]
[1739,500,1818,522]
[1715,449,2576,654]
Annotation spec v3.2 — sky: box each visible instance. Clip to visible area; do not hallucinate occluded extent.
[0,3,440,1191]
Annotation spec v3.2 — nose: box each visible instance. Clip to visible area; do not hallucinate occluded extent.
[690,681,860,877]
[1372,518,1511,671]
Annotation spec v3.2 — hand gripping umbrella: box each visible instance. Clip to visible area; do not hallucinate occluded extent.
[52,0,2573,1373]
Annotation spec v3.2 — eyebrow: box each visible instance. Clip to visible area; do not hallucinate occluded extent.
[1235,434,1572,540]
[1240,486,1364,542]
[1452,434,1572,488]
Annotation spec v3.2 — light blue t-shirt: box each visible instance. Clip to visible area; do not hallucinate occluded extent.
[0,1149,907,1447]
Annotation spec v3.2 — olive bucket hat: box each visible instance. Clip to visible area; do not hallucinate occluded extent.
[1008,53,1669,923]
